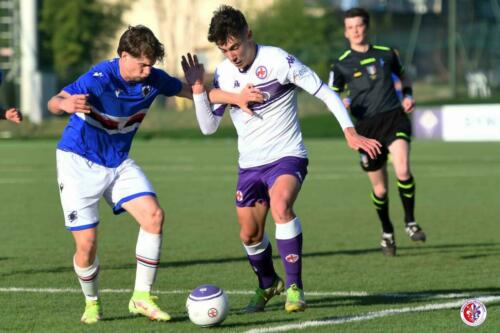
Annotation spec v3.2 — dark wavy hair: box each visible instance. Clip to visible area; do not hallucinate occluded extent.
[208,5,248,45]
[117,25,165,62]
[344,7,370,28]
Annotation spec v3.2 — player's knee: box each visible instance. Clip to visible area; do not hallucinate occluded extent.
[270,203,294,224]
[372,185,387,198]
[144,207,164,234]
[239,229,261,245]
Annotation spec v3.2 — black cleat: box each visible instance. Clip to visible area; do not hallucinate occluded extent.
[380,233,396,256]
[405,222,426,242]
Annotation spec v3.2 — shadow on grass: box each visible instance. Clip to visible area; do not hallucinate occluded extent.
[304,286,500,310]
[2,242,500,277]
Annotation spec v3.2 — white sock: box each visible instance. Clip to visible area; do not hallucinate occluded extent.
[134,228,162,292]
[73,256,100,301]
[275,217,302,240]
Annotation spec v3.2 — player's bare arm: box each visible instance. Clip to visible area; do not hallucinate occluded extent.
[343,127,382,159]
[1,107,22,123]
[48,91,91,115]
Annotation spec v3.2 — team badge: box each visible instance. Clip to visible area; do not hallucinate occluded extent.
[68,211,78,223]
[461,299,487,326]
[236,190,243,202]
[366,65,377,80]
[255,66,268,79]
[285,253,299,263]
[142,85,151,97]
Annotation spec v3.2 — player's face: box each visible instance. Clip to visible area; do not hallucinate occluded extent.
[217,31,256,70]
[344,16,368,47]
[119,52,155,82]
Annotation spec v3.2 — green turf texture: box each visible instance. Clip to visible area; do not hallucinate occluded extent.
[0,138,498,332]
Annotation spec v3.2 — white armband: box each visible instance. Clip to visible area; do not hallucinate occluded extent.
[193,92,222,135]
[315,84,354,130]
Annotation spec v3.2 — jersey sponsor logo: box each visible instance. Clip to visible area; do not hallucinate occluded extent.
[461,299,487,326]
[255,66,268,79]
[285,253,299,263]
[236,190,244,202]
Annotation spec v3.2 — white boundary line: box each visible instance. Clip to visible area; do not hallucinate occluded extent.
[0,287,490,300]
[2,287,499,332]
[243,295,500,333]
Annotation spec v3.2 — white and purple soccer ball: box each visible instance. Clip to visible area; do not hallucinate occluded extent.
[186,284,229,327]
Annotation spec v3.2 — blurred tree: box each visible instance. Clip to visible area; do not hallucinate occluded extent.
[39,0,128,84]
[250,0,344,79]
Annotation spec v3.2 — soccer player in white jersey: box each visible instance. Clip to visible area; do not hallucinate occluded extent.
[185,5,381,313]
[47,25,262,324]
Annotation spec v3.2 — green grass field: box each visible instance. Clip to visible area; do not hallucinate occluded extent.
[0,138,499,332]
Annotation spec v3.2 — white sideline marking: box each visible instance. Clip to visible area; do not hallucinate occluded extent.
[0,287,488,300]
[243,296,500,333]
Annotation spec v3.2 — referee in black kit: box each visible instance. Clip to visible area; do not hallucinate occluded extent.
[328,7,425,256]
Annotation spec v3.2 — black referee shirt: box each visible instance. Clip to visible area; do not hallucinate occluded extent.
[329,44,404,121]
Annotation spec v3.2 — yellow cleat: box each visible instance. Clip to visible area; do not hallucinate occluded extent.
[81,299,103,324]
[129,291,171,321]
[285,284,306,313]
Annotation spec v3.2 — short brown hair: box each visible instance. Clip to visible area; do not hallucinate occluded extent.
[117,25,165,62]
[208,5,248,45]
[344,7,370,28]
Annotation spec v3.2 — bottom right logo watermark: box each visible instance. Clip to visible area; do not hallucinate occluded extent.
[460,299,487,327]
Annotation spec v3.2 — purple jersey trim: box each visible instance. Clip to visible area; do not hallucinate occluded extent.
[113,192,157,214]
[213,104,227,117]
[66,221,100,231]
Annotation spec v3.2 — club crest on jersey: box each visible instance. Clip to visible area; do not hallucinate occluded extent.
[366,65,377,80]
[142,85,151,97]
[236,190,244,202]
[255,66,268,79]
[285,253,299,263]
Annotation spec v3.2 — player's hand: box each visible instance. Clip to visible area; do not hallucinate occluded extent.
[4,108,22,123]
[238,84,264,118]
[60,94,91,114]
[343,127,382,159]
[342,97,351,109]
[181,53,205,94]
[402,96,415,113]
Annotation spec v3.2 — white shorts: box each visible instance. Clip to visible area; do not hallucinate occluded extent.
[56,149,156,231]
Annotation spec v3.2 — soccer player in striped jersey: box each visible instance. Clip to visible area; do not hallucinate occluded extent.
[184,5,381,313]
[47,25,261,324]
[329,7,426,256]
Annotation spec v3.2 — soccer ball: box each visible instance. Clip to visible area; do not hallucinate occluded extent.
[186,284,229,327]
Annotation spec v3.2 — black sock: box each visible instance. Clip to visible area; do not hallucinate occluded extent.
[397,175,415,223]
[371,192,393,234]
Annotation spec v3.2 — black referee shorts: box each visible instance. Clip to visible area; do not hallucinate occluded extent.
[355,109,412,172]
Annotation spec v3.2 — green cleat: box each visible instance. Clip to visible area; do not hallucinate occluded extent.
[129,291,172,321]
[285,284,306,313]
[245,276,285,313]
[80,299,103,324]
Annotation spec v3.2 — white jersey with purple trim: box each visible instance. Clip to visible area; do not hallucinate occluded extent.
[212,45,323,168]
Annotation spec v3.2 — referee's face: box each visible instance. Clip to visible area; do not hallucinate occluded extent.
[344,16,368,48]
